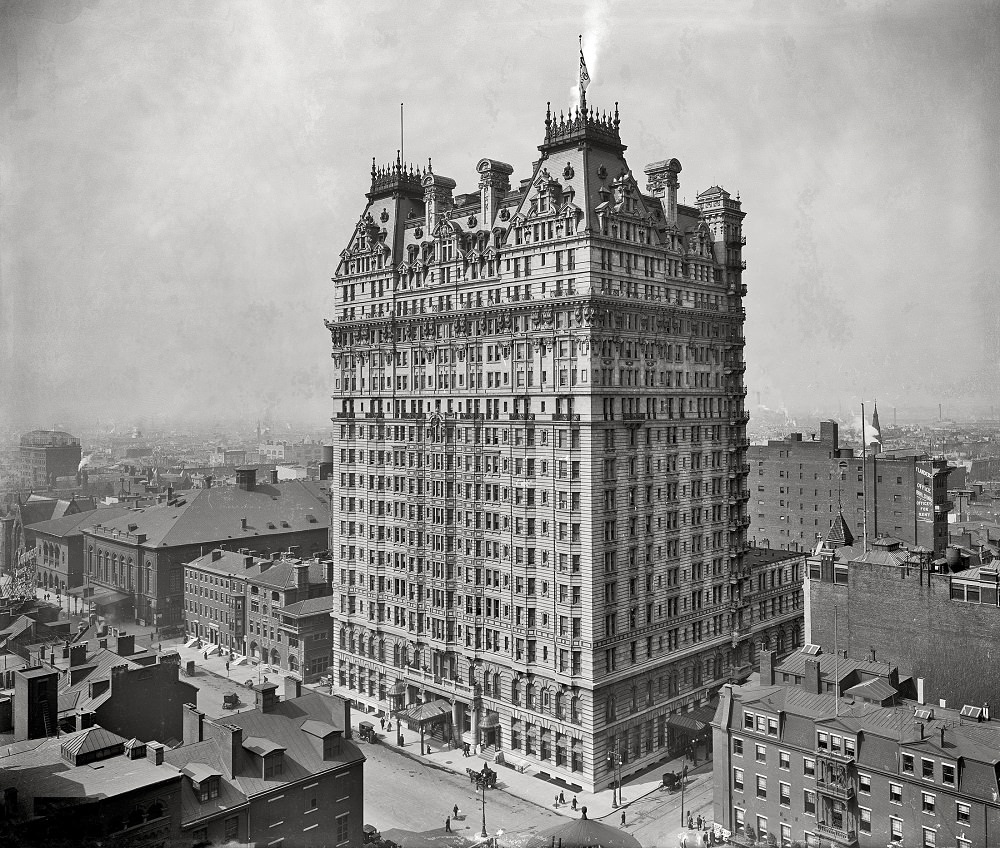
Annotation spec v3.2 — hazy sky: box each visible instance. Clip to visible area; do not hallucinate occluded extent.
[2,0,998,431]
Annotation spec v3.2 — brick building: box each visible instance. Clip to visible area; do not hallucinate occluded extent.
[712,649,1000,848]
[806,536,1000,712]
[325,92,752,791]
[742,548,807,664]
[183,550,334,679]
[247,557,333,680]
[18,430,82,488]
[79,469,329,631]
[26,506,131,594]
[21,633,197,743]
[0,666,184,848]
[165,680,364,848]
[0,493,96,577]
[749,422,952,555]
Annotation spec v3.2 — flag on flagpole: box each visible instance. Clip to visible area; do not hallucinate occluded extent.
[579,36,590,94]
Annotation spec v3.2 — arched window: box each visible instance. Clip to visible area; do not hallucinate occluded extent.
[646,680,653,706]
[378,639,386,663]
[571,696,581,723]
[525,683,535,709]
[512,680,521,706]
[393,644,401,667]
[339,628,347,650]
[356,636,364,657]
[630,686,637,712]
[555,691,564,718]
[606,695,616,721]
[493,672,501,695]
[288,655,299,672]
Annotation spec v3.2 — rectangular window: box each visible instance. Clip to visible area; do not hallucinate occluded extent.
[732,737,744,756]
[336,813,350,845]
[779,781,790,807]
[890,782,902,804]
[803,789,816,815]
[922,826,936,848]
[922,758,934,780]
[859,807,871,834]
[922,791,935,814]
[803,757,815,778]
[767,717,778,736]
[942,763,955,786]
[756,775,767,799]
[743,712,754,730]
[956,801,971,824]
[902,753,914,774]
[778,751,790,770]
[858,772,871,793]
[733,767,744,792]
[755,744,766,763]
[890,818,903,841]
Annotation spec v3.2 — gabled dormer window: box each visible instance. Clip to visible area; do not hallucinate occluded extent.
[264,751,284,779]
[196,776,220,802]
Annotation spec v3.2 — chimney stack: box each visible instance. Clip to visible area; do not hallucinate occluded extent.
[183,703,204,745]
[643,158,682,225]
[476,159,514,225]
[283,675,302,701]
[760,648,776,686]
[423,172,457,232]
[255,682,278,713]
[804,658,822,695]
[236,467,257,492]
[146,740,165,766]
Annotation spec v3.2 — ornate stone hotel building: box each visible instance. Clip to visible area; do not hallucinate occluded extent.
[326,95,751,790]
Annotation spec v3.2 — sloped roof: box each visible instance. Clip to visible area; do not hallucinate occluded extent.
[163,738,248,825]
[844,677,898,703]
[525,814,642,848]
[243,736,286,757]
[250,558,327,591]
[277,595,334,617]
[85,480,329,549]
[26,505,133,538]
[825,511,855,548]
[60,726,126,758]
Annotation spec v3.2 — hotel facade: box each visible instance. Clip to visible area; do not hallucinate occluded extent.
[326,95,751,790]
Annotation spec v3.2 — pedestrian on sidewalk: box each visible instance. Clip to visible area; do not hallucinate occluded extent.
[620,811,626,827]
[696,814,703,829]
[571,796,577,811]
[453,804,459,820]
[688,815,694,830]
[559,790,565,805]
[445,816,451,833]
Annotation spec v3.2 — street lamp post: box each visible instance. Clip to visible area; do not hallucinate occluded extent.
[607,744,623,807]
[480,776,488,839]
[679,763,689,825]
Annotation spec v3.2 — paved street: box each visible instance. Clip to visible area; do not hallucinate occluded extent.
[362,741,561,845]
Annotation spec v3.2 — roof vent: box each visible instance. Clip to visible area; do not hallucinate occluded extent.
[267,522,276,530]
[280,521,290,528]
[127,523,138,532]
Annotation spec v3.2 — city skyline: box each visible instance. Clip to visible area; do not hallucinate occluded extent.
[2,1,998,426]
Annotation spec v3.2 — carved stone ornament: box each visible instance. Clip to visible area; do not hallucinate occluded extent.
[499,208,510,221]
[563,162,574,180]
[414,226,423,238]
[597,165,608,179]
[468,215,477,227]
[380,209,389,223]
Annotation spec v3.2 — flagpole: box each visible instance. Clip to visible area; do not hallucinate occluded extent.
[861,403,869,552]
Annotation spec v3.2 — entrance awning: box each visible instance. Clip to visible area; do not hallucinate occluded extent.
[89,589,131,608]
[398,698,452,725]
[666,713,708,734]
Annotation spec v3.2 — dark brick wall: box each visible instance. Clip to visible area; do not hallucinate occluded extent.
[810,562,1000,708]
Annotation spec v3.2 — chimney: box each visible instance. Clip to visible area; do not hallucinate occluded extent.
[804,658,822,695]
[476,158,514,224]
[212,723,243,775]
[343,697,352,740]
[760,649,776,686]
[295,563,310,591]
[918,722,924,740]
[643,158,682,224]
[212,549,223,562]
[917,677,925,705]
[240,517,248,530]
[115,633,135,657]
[940,726,946,748]
[146,740,165,766]
[183,703,204,744]
[13,668,58,742]
[423,172,457,231]
[204,475,212,489]
[255,682,278,713]
[283,675,302,701]
[236,467,257,492]
[244,555,255,570]
[167,485,173,501]
[868,647,876,663]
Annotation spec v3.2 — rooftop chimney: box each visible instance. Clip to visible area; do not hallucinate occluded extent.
[940,726,946,747]
[760,649,777,686]
[204,475,212,489]
[115,633,135,657]
[804,658,822,695]
[236,467,257,492]
[146,740,165,766]
[255,682,278,713]
[423,172,456,232]
[212,549,223,562]
[643,158,682,225]
[183,703,204,744]
[476,158,514,225]
[295,563,310,591]
[283,675,302,701]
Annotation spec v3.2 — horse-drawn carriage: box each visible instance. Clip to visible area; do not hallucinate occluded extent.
[466,765,497,789]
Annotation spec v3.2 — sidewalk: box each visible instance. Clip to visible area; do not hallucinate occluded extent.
[326,683,715,823]
[147,639,716,827]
